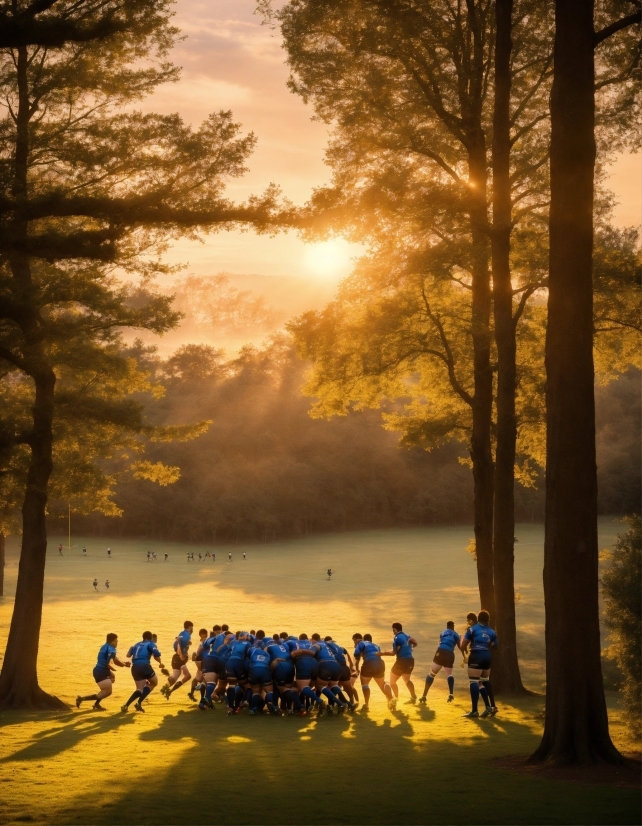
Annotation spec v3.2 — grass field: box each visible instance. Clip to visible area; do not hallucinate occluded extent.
[0,521,639,825]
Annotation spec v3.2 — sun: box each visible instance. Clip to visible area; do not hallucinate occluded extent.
[303,238,354,278]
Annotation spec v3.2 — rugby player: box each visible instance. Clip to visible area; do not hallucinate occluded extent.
[92,578,98,591]
[160,621,193,699]
[76,633,130,710]
[121,631,166,713]
[353,633,394,711]
[461,610,498,718]
[310,633,348,714]
[325,636,357,708]
[291,633,323,714]
[381,623,418,704]
[265,634,303,716]
[247,643,273,715]
[188,627,210,701]
[224,631,253,714]
[419,621,462,704]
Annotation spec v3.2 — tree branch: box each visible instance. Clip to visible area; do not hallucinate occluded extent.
[594,12,641,46]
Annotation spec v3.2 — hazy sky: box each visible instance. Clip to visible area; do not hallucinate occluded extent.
[146,0,641,283]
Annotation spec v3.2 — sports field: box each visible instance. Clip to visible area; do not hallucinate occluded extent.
[0,521,639,825]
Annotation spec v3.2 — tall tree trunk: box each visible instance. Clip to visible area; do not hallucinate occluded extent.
[490,0,528,695]
[468,142,495,620]
[0,532,5,597]
[0,367,64,708]
[0,45,64,709]
[530,0,621,764]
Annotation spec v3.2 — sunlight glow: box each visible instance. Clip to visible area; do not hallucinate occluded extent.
[303,238,355,278]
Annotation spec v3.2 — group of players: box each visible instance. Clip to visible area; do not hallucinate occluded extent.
[76,611,498,720]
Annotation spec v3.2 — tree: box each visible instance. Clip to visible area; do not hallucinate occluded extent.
[0,3,286,708]
[601,516,642,739]
[530,0,639,765]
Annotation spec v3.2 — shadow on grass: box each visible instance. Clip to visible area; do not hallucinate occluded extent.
[40,703,641,826]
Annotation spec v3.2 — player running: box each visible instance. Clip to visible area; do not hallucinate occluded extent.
[121,631,166,713]
[461,610,498,719]
[381,623,418,704]
[188,628,210,701]
[160,621,193,699]
[76,633,130,711]
[419,621,462,704]
[58,543,63,555]
[353,633,394,711]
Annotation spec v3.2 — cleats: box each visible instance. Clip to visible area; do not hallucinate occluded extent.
[388,697,397,711]
[120,704,129,713]
[159,685,169,698]
[447,694,454,703]
[92,704,105,711]
[418,696,427,704]
[316,702,325,717]
[490,707,498,716]
[75,696,82,709]
[187,692,196,702]
[248,708,256,715]
[267,702,277,715]
[405,697,417,705]
[462,710,479,718]
[359,704,370,713]
[134,701,145,713]
[227,708,235,716]
[297,709,308,717]
[198,702,207,711]
[480,707,493,718]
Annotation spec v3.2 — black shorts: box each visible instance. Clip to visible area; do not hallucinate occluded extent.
[360,658,385,679]
[225,659,248,681]
[171,653,186,671]
[272,662,295,687]
[391,657,415,676]
[339,664,351,682]
[317,660,342,682]
[93,666,111,684]
[294,658,318,681]
[433,648,455,668]
[201,657,218,675]
[248,667,272,687]
[195,659,203,671]
[468,651,492,671]
[131,663,155,682]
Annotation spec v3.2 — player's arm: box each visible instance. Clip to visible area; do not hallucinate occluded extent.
[379,649,394,656]
[113,656,130,668]
[461,637,470,653]
[408,636,418,647]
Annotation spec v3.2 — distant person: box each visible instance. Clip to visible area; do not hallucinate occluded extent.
[186,552,190,562]
[121,631,165,713]
[147,551,151,563]
[419,621,462,705]
[107,547,111,557]
[164,553,168,562]
[82,546,87,556]
[381,623,418,704]
[327,568,333,580]
[76,633,130,711]
[92,578,98,591]
[353,633,394,711]
[160,621,193,699]
[58,543,63,556]
[228,552,232,562]
[198,553,202,562]
[461,610,498,719]
[105,580,110,591]
[212,553,216,562]
[243,552,246,560]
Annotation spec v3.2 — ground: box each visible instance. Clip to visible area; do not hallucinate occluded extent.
[0,521,639,825]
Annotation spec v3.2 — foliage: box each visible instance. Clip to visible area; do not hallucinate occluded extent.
[601,515,642,737]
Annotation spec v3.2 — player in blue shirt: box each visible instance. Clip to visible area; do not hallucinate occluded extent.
[76,633,130,711]
[160,620,193,700]
[461,610,498,718]
[265,635,303,716]
[187,627,210,701]
[224,632,252,714]
[310,633,349,714]
[419,621,462,705]
[381,622,418,706]
[247,645,274,715]
[324,636,357,710]
[353,633,394,711]
[291,634,324,714]
[121,631,166,713]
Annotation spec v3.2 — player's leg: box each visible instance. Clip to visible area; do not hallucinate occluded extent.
[478,668,496,716]
[420,662,442,702]
[400,661,417,703]
[373,674,395,707]
[463,667,482,717]
[123,676,147,712]
[169,663,192,695]
[444,667,455,701]
[359,675,372,710]
[136,673,158,711]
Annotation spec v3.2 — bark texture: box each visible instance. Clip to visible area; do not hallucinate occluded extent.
[530,0,622,763]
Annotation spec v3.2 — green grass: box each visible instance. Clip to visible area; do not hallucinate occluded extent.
[0,520,639,825]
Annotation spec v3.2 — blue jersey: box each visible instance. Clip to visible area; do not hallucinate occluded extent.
[228,639,252,662]
[282,637,298,653]
[96,643,117,669]
[393,632,414,659]
[314,641,337,662]
[438,629,461,652]
[127,640,160,664]
[327,641,347,665]
[354,641,381,662]
[253,637,269,651]
[174,629,191,656]
[464,623,498,651]
[266,642,292,663]
[215,633,234,662]
[249,647,271,668]
[201,636,219,657]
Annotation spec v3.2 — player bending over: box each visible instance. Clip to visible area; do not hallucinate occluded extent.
[381,622,418,704]
[76,633,130,711]
[353,633,395,711]
[419,621,462,704]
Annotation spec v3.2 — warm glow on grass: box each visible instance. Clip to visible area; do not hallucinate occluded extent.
[303,238,354,277]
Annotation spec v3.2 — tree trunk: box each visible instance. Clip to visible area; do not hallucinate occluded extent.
[468,142,495,620]
[0,532,5,597]
[0,368,65,709]
[530,0,621,764]
[490,0,528,695]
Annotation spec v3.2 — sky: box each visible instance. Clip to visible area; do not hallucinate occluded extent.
[144,0,641,284]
